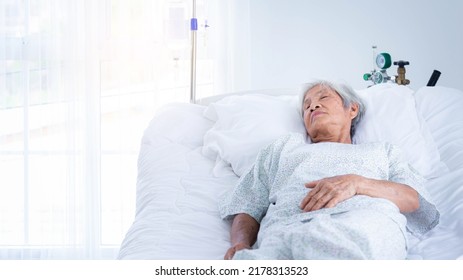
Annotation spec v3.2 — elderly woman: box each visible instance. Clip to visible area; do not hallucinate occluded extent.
[219,80,439,260]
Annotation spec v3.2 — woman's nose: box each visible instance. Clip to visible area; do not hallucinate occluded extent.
[309,104,321,112]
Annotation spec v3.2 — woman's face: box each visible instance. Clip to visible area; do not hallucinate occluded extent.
[302,85,358,143]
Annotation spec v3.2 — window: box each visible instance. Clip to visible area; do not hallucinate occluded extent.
[0,0,218,259]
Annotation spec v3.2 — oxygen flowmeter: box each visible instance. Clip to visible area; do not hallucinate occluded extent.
[363,46,393,84]
[363,46,410,85]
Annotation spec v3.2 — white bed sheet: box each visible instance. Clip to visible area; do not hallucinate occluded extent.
[118,104,236,259]
[407,86,463,259]
[118,87,463,260]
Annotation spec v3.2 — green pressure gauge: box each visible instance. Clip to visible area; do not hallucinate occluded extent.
[372,71,385,84]
[376,53,392,70]
[363,49,393,84]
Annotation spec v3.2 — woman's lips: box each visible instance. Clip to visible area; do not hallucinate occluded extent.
[311,111,325,122]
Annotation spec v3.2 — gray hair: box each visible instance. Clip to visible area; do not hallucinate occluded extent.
[299,80,366,138]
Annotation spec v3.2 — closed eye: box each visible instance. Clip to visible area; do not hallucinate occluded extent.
[303,101,311,110]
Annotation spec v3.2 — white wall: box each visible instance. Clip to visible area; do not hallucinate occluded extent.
[231,0,463,91]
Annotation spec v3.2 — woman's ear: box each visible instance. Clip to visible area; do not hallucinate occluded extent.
[350,103,359,119]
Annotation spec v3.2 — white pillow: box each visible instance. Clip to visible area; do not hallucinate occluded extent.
[353,83,445,178]
[202,84,444,179]
[202,94,306,176]
[143,103,213,149]
[414,86,463,173]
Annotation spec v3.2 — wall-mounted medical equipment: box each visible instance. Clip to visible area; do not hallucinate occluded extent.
[363,51,393,84]
[394,60,410,85]
[427,70,441,87]
[363,46,410,86]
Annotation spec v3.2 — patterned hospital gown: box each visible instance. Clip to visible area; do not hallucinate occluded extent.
[219,133,439,259]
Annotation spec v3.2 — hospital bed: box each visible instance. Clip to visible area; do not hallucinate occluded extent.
[117,83,463,260]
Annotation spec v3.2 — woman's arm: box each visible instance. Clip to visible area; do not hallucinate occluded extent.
[224,213,260,260]
[300,174,419,213]
[357,177,419,212]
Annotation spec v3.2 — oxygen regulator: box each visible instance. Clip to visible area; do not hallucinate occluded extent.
[363,46,410,86]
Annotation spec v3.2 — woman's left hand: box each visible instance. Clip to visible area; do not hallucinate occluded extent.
[300,174,366,212]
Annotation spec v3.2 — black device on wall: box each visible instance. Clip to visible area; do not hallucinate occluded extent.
[427,70,441,87]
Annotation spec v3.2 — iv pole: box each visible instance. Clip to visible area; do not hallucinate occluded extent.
[190,0,197,103]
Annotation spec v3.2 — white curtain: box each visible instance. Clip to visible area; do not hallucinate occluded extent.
[0,0,110,259]
[0,0,238,259]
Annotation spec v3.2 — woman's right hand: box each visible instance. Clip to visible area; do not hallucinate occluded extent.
[225,213,259,260]
[224,243,251,260]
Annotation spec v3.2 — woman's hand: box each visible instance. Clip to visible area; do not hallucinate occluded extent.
[225,213,259,260]
[300,174,364,212]
[300,174,419,213]
[224,242,251,260]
